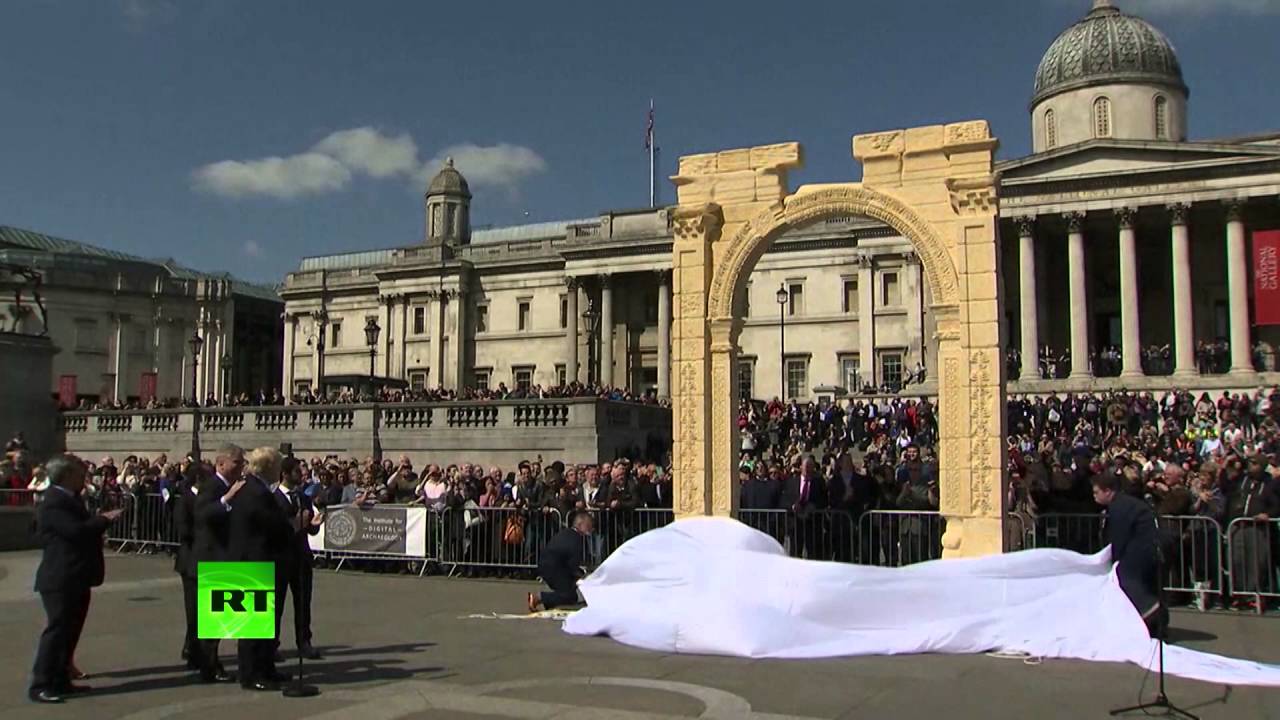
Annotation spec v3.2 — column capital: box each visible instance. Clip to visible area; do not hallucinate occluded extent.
[599,273,613,288]
[564,275,580,290]
[1064,211,1086,233]
[1115,207,1137,230]
[654,269,671,285]
[1167,201,1191,226]
[853,253,873,269]
[1014,215,1036,238]
[1225,198,1245,223]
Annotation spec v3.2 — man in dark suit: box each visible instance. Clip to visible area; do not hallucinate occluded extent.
[171,460,202,672]
[780,456,829,560]
[1093,473,1165,638]
[228,447,295,691]
[273,456,323,661]
[189,445,245,683]
[28,455,123,704]
[527,511,593,612]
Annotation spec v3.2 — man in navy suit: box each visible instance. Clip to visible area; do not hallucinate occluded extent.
[28,455,123,704]
[273,456,323,660]
[189,445,246,683]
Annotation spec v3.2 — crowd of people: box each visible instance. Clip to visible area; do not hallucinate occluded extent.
[1006,340,1274,380]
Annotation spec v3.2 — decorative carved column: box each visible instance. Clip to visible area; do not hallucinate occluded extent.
[282,313,296,398]
[565,277,579,385]
[1116,207,1143,378]
[599,275,614,388]
[1225,200,1253,374]
[656,270,671,398]
[1015,216,1039,380]
[856,254,875,389]
[1065,211,1090,378]
[1169,202,1196,377]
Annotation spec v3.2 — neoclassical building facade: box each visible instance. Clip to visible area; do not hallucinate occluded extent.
[281,1,1280,401]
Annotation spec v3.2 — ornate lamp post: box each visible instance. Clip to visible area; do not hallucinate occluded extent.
[776,283,789,400]
[188,331,204,457]
[364,316,381,393]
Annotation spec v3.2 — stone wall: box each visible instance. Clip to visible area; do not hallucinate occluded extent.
[59,398,671,468]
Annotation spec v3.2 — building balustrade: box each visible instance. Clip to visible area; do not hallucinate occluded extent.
[58,398,671,469]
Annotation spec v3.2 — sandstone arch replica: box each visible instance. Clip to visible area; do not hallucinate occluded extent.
[669,121,1006,558]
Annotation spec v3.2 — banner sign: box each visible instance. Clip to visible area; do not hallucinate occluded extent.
[310,504,427,557]
[58,375,77,408]
[139,372,158,404]
[1254,230,1280,326]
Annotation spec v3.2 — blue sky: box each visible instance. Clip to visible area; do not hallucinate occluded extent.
[1,0,1276,283]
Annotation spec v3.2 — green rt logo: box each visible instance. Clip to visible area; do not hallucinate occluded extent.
[198,562,276,639]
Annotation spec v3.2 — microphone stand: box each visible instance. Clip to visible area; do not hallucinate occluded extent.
[1109,527,1197,720]
[283,493,319,698]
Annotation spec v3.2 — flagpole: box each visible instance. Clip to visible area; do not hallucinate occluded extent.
[648,98,656,208]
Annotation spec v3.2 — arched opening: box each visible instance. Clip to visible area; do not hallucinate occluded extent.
[666,124,1006,558]
[1154,95,1168,140]
[1045,108,1057,149]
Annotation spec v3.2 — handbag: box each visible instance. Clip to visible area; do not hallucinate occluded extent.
[503,514,526,545]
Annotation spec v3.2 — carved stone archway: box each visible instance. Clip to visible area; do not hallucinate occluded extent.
[669,121,1007,558]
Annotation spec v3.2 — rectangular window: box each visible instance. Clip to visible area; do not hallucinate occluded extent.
[513,365,534,392]
[474,368,491,391]
[556,364,567,386]
[881,352,904,389]
[785,358,808,400]
[413,307,426,335]
[840,355,861,391]
[737,359,755,404]
[475,305,489,334]
[331,321,342,348]
[517,300,531,331]
[408,370,428,391]
[559,295,568,329]
[881,272,899,306]
[843,278,859,314]
[787,283,804,317]
[293,380,310,396]
[742,283,751,317]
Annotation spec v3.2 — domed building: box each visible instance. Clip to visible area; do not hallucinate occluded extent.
[280,0,1280,408]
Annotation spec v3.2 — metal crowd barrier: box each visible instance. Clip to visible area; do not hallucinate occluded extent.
[112,492,179,553]
[1030,513,1105,554]
[0,488,37,506]
[585,508,675,567]
[1225,517,1280,614]
[1158,515,1225,607]
[310,502,433,574]
[857,510,944,566]
[436,505,563,574]
[735,509,859,562]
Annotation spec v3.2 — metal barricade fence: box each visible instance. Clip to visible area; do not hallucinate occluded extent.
[313,503,435,574]
[1030,513,1105,554]
[117,492,179,553]
[1157,515,1224,606]
[435,505,563,573]
[0,488,37,506]
[858,510,944,566]
[1225,517,1280,614]
[586,508,675,567]
[734,509,858,562]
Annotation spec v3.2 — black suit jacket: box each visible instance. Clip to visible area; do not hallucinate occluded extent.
[779,474,829,512]
[172,478,199,577]
[537,527,586,581]
[34,486,109,593]
[1105,493,1160,615]
[740,478,783,510]
[192,475,233,567]
[638,480,673,509]
[227,476,293,564]
[272,485,319,564]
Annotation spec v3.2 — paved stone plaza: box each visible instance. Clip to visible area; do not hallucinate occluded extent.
[1,550,1277,719]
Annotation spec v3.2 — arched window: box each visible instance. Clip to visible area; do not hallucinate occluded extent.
[1154,95,1168,140]
[1094,97,1112,138]
[1045,109,1057,149]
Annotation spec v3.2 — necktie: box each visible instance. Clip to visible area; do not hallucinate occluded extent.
[800,477,809,504]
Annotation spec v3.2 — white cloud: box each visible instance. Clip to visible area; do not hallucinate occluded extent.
[422,143,548,189]
[192,127,547,200]
[312,128,420,179]
[242,240,264,258]
[117,0,177,25]
[192,153,352,199]
[1072,0,1279,15]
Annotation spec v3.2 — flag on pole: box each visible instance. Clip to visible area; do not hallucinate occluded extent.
[644,100,654,150]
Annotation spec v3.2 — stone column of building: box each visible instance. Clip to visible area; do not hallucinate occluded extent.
[1116,207,1143,378]
[600,275,614,388]
[112,313,128,402]
[857,256,875,389]
[1065,211,1090,379]
[904,253,923,371]
[564,277,579,385]
[282,314,296,398]
[398,295,410,380]
[657,270,671,398]
[211,320,224,401]
[1169,202,1196,377]
[430,291,446,388]
[1016,217,1039,379]
[1226,200,1253,374]
[381,295,394,377]
[449,290,468,390]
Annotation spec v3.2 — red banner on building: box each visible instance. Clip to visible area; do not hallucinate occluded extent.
[139,372,158,404]
[1254,230,1280,326]
[58,375,77,409]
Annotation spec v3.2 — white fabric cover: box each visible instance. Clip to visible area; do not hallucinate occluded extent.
[563,517,1280,686]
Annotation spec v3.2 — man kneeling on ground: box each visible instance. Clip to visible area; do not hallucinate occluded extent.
[528,511,593,613]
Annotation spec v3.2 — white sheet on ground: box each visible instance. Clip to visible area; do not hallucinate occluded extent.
[562,517,1280,686]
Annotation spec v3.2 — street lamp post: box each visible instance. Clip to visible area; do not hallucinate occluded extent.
[364,316,381,396]
[776,283,789,400]
[188,331,204,457]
